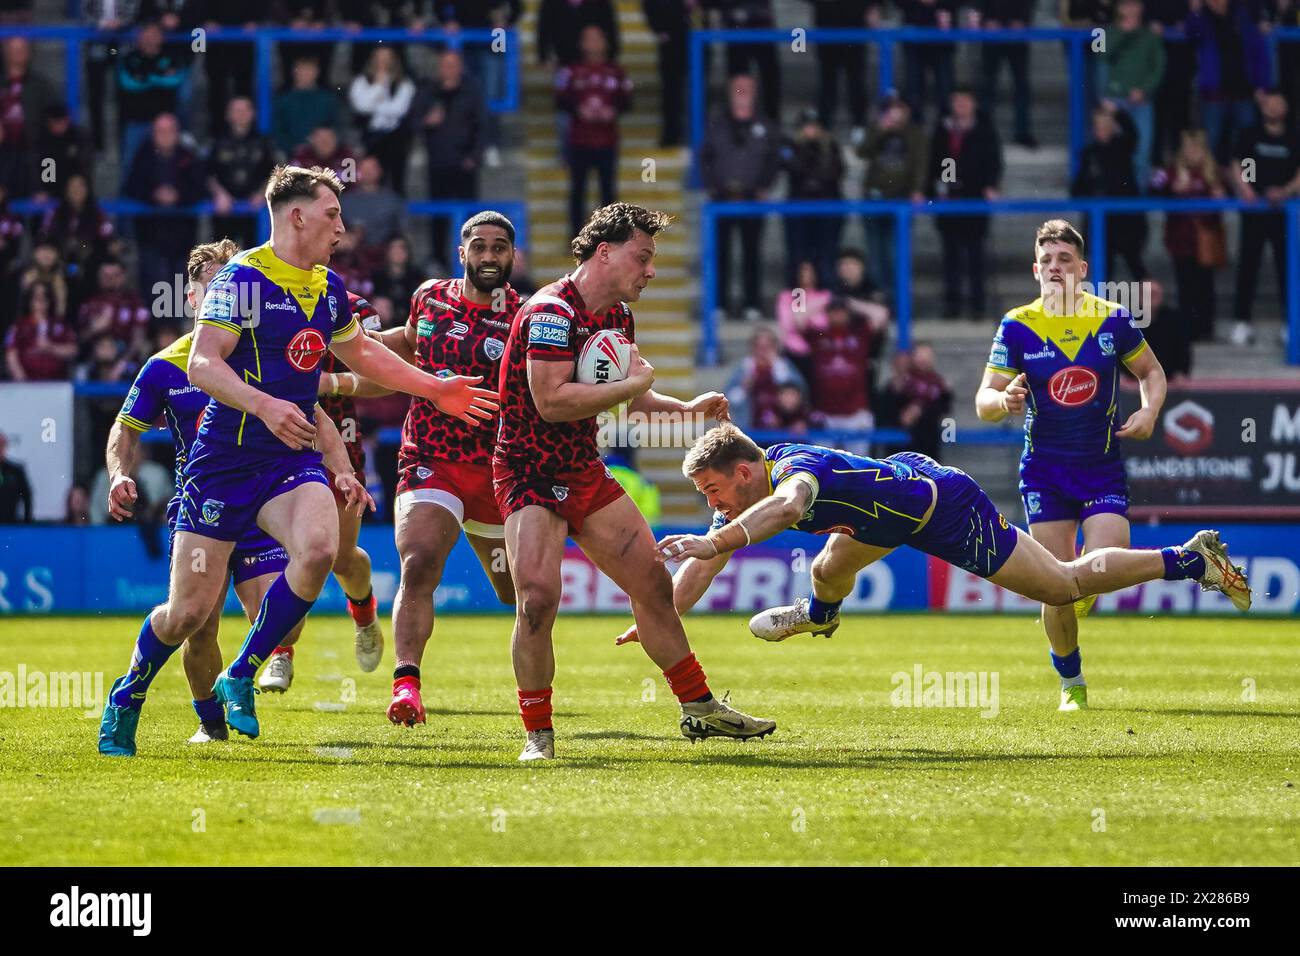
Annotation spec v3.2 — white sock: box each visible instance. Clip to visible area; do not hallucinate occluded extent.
[1061,673,1087,689]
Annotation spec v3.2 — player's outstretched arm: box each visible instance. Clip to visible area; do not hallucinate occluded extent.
[190,322,318,450]
[656,476,815,562]
[527,344,655,423]
[313,404,375,518]
[1115,346,1167,440]
[615,550,730,646]
[105,421,142,521]
[975,368,1026,423]
[319,369,395,399]
[331,331,498,426]
[629,388,731,422]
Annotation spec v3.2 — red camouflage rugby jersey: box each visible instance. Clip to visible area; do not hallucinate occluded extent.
[494,275,634,473]
[399,278,520,467]
[318,292,382,474]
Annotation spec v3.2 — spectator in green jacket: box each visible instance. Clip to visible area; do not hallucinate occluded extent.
[1099,0,1165,191]
[272,56,342,155]
[858,92,928,299]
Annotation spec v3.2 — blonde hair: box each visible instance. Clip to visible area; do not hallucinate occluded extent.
[682,423,764,479]
[1174,129,1219,186]
[186,238,239,283]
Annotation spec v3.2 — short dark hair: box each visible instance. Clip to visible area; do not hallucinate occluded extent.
[461,210,516,245]
[1035,219,1085,258]
[571,202,673,263]
[265,164,343,210]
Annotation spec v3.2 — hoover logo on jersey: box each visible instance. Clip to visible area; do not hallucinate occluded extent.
[1048,366,1098,406]
[286,327,328,372]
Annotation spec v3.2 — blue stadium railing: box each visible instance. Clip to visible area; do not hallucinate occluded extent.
[0,25,520,131]
[699,196,1300,367]
[688,26,1300,182]
[67,397,1022,451]
[11,198,529,277]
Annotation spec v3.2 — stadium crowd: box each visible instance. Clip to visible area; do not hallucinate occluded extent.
[0,0,1295,523]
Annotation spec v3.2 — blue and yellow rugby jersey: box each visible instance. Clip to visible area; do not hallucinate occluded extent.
[986,291,1147,461]
[710,443,937,548]
[116,333,208,490]
[194,243,358,454]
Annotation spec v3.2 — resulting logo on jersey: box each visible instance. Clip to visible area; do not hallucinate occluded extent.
[416,466,433,480]
[200,498,225,526]
[263,299,297,312]
[1023,345,1058,361]
[483,337,505,361]
[447,320,470,340]
[1026,492,1041,515]
[1047,366,1098,406]
[1098,332,1115,356]
[529,314,571,347]
[551,485,569,502]
[286,327,328,373]
[203,289,235,319]
[1163,399,1214,455]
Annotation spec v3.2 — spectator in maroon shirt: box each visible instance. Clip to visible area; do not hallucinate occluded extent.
[5,282,76,381]
[876,342,953,460]
[39,173,114,309]
[802,297,878,444]
[725,326,809,430]
[291,125,358,183]
[556,25,631,237]
[77,259,151,367]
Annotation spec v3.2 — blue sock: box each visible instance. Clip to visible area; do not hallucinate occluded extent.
[227,574,315,680]
[1050,648,1082,681]
[808,596,842,624]
[1161,546,1206,581]
[193,696,223,726]
[109,615,180,709]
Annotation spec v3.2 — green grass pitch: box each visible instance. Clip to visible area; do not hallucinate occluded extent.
[1,613,1296,866]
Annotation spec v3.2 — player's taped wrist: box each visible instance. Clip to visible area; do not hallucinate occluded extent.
[706,519,752,556]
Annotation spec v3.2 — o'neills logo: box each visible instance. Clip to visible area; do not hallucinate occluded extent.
[1048,366,1098,406]
[286,327,327,372]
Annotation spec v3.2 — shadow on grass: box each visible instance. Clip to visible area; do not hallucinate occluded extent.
[161,741,1127,773]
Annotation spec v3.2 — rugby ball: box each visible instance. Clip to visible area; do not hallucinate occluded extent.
[577,329,633,385]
